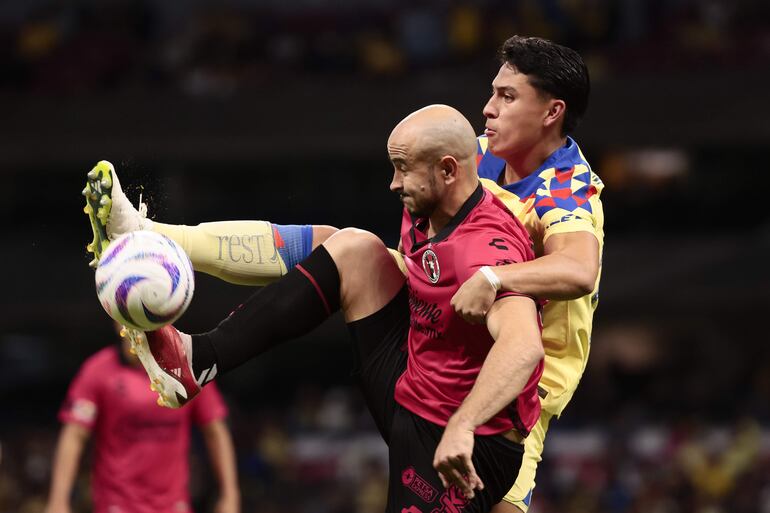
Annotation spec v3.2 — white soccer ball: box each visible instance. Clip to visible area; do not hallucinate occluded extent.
[95,231,194,331]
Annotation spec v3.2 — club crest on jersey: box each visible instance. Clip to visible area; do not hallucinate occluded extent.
[422,249,440,284]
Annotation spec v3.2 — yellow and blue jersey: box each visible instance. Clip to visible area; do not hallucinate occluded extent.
[477,135,605,415]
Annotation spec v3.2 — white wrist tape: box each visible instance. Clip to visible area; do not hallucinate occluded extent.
[479,266,502,291]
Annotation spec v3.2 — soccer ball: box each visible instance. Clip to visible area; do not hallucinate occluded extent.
[95,231,194,331]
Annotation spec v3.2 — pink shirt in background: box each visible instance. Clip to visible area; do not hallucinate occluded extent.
[59,346,228,513]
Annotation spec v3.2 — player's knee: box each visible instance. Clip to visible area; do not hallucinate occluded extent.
[327,227,383,252]
[323,228,388,268]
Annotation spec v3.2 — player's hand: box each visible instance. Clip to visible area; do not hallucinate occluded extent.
[214,492,240,513]
[433,419,483,500]
[451,270,497,324]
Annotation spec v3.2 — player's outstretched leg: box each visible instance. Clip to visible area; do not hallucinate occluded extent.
[133,228,404,408]
[82,160,338,285]
[82,160,149,266]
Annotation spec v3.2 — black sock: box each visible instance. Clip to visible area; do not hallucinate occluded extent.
[191,246,341,383]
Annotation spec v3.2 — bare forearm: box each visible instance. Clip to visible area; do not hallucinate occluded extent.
[202,421,240,499]
[497,231,599,300]
[451,338,541,431]
[450,232,599,324]
[495,252,595,300]
[432,297,542,499]
[451,298,543,431]
[47,424,88,508]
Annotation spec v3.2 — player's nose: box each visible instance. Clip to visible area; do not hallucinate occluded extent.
[389,172,402,193]
[482,97,497,118]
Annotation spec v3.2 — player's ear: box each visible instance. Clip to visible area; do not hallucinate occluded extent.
[439,156,458,183]
[544,99,566,129]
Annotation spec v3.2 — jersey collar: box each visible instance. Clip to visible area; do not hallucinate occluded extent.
[479,136,583,189]
[410,182,484,251]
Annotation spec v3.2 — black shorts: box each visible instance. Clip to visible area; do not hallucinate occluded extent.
[348,287,525,513]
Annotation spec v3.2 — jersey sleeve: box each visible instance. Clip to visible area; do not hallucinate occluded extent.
[535,164,604,243]
[58,356,103,429]
[457,226,534,302]
[190,381,228,426]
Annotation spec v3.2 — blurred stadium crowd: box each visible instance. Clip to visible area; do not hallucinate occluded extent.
[3,305,770,513]
[2,383,770,513]
[1,0,768,97]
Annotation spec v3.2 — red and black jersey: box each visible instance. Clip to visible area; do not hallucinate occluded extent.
[394,183,544,436]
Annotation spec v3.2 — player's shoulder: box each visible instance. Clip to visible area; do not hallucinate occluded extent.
[456,194,534,265]
[193,379,225,404]
[465,190,527,241]
[480,187,517,219]
[535,138,603,193]
[189,380,229,422]
[79,346,120,375]
[467,186,509,218]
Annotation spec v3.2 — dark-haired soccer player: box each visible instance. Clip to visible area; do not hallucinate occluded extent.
[459,35,604,513]
[83,36,603,513]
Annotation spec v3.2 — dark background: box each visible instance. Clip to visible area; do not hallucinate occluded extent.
[2,1,770,512]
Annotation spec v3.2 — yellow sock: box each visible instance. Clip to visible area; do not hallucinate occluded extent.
[151,221,289,286]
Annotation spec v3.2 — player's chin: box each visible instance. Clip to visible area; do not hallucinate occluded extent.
[486,138,509,157]
[406,205,428,218]
[486,140,504,156]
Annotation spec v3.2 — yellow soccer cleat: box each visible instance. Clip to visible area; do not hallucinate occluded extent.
[82,160,150,267]
[83,161,115,265]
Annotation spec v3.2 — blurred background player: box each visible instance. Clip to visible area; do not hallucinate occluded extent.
[82,35,601,513]
[44,324,240,513]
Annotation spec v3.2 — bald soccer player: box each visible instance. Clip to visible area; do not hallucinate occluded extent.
[98,106,545,513]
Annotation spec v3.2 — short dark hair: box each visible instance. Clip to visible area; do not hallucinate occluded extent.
[498,35,590,135]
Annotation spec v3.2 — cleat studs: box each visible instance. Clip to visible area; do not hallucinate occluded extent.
[87,169,98,180]
[99,195,112,207]
[120,327,128,337]
[88,258,99,268]
[86,242,94,251]
[100,177,112,189]
[150,383,157,392]
[128,347,136,355]
[83,204,93,214]
[82,186,89,197]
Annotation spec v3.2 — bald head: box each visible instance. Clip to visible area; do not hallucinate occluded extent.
[388,104,477,167]
[388,105,481,222]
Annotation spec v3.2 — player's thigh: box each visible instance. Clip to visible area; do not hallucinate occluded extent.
[387,407,524,513]
[323,228,405,322]
[495,408,554,513]
[348,287,409,444]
